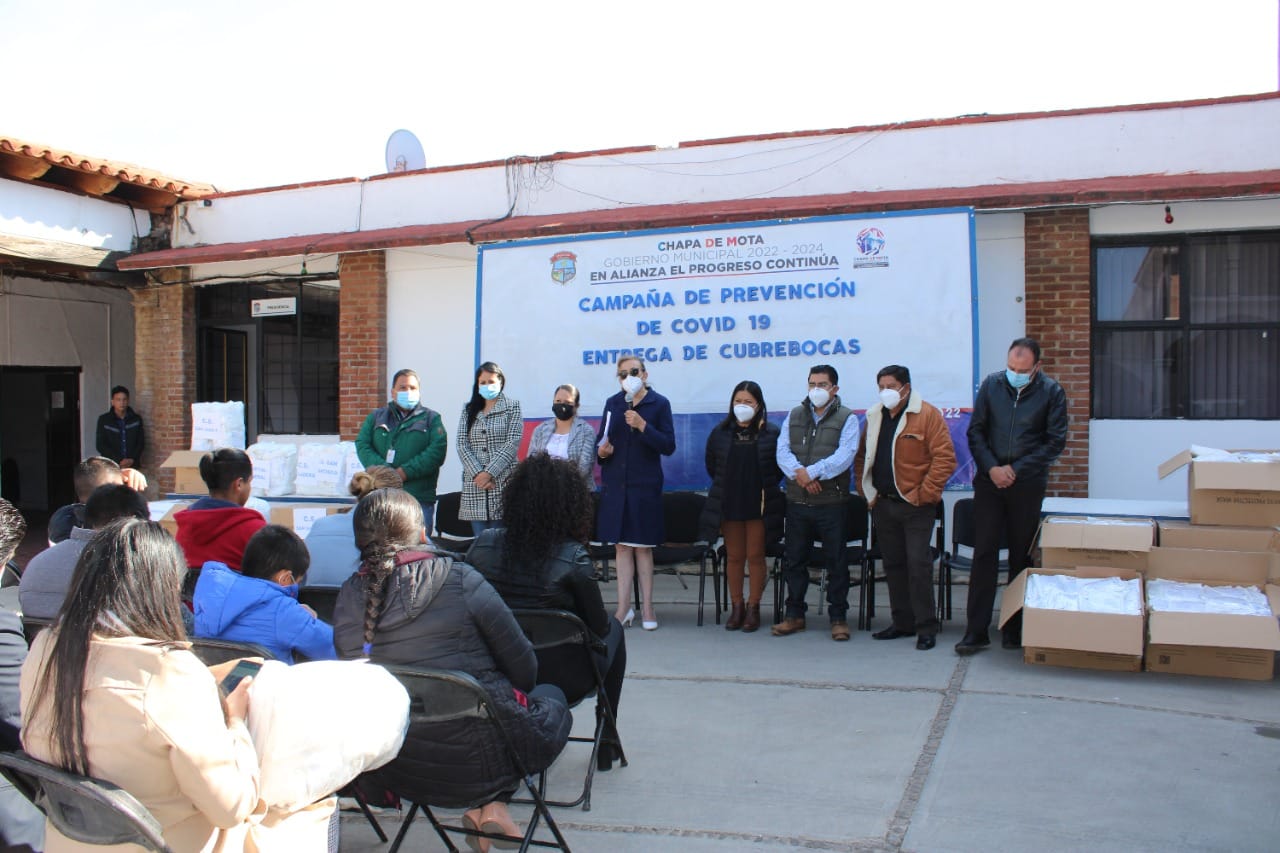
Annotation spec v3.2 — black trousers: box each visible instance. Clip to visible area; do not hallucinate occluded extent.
[872,498,940,637]
[966,473,1047,637]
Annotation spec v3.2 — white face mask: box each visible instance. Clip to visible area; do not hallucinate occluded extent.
[878,388,903,409]
[732,404,756,423]
[622,374,644,395]
[807,387,830,409]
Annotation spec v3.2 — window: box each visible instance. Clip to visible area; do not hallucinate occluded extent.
[1092,232,1280,419]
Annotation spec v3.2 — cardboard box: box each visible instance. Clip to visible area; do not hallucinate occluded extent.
[156,501,193,535]
[1156,521,1280,554]
[160,450,210,495]
[999,567,1145,672]
[1143,546,1280,681]
[1040,516,1155,572]
[1158,449,1280,528]
[269,503,348,539]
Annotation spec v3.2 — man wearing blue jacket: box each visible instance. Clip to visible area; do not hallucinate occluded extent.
[194,524,336,663]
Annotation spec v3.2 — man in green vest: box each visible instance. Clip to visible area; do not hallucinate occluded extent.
[773,364,860,641]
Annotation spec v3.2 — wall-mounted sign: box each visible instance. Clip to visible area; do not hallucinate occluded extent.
[251,297,297,317]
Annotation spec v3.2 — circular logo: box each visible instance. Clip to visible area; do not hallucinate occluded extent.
[856,227,886,256]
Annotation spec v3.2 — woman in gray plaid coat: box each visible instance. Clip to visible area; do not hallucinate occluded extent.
[457,361,524,536]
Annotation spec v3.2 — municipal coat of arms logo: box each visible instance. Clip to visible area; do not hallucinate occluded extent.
[550,251,577,284]
[856,227,886,256]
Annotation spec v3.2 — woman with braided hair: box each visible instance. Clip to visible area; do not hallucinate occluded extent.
[332,488,570,850]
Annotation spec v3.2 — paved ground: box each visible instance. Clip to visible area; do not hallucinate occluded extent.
[337,571,1280,852]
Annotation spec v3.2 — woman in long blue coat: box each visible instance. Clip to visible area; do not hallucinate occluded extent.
[595,355,675,631]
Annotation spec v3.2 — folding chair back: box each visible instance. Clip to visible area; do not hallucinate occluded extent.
[2,559,21,588]
[937,497,1009,621]
[432,492,476,552]
[511,609,624,810]
[0,751,172,852]
[22,615,53,646]
[187,637,274,666]
[298,585,340,624]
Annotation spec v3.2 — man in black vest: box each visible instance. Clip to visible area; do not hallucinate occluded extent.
[774,364,860,641]
[956,337,1068,655]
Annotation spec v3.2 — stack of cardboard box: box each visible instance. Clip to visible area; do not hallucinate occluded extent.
[999,448,1280,680]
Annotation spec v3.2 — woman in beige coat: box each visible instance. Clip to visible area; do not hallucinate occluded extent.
[20,518,331,852]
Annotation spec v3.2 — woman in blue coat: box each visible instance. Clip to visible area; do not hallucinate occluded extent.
[595,356,675,630]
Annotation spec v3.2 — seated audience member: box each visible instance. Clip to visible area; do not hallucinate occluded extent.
[20,484,149,620]
[0,499,44,852]
[20,518,333,850]
[47,457,147,544]
[174,448,265,572]
[467,454,628,771]
[195,524,336,663]
[304,465,404,588]
[333,488,571,844]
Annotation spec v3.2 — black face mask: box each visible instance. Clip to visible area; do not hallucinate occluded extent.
[552,403,575,421]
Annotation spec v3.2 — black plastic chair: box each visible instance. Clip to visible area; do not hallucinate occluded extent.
[432,491,476,553]
[298,585,340,624]
[381,666,572,853]
[863,500,946,629]
[510,609,625,811]
[0,750,172,852]
[640,492,720,626]
[186,637,275,666]
[717,537,785,620]
[2,558,22,588]
[772,495,870,627]
[22,615,53,646]
[938,497,1008,621]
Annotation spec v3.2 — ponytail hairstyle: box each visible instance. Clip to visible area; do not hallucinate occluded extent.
[198,448,253,495]
[347,465,403,500]
[351,488,425,654]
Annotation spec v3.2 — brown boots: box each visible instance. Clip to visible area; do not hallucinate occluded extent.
[726,602,762,633]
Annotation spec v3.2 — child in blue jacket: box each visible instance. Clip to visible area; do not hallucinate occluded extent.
[194,524,336,663]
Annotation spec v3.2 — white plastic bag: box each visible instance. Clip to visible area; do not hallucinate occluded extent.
[191,402,247,451]
[295,444,347,497]
[247,442,298,497]
[245,659,410,810]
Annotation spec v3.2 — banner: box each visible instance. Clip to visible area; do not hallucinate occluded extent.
[478,209,978,490]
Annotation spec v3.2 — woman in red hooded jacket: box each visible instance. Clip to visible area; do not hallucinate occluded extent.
[174,448,265,574]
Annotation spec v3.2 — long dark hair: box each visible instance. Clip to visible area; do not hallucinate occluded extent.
[716,380,768,433]
[352,488,425,652]
[501,455,593,570]
[464,361,505,432]
[28,519,188,775]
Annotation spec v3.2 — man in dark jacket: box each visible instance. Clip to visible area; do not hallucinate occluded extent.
[95,385,144,468]
[956,338,1068,655]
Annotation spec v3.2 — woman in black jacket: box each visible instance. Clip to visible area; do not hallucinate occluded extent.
[333,488,571,848]
[698,381,785,633]
[468,454,627,771]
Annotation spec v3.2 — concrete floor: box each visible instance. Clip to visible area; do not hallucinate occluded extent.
[337,571,1280,852]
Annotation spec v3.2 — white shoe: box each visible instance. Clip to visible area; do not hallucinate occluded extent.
[642,618,658,631]
[618,609,634,627]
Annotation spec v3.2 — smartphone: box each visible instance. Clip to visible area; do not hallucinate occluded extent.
[220,659,262,693]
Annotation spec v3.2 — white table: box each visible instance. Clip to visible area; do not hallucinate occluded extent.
[1040,497,1189,520]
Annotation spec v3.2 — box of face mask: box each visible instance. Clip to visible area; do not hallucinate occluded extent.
[1039,516,1156,573]
[998,566,1145,673]
[268,503,350,539]
[1156,521,1280,559]
[1143,546,1280,681]
[1157,448,1280,527]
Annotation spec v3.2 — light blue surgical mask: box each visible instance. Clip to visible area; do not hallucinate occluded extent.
[395,390,419,409]
[478,383,501,401]
[283,583,300,599]
[1006,368,1032,389]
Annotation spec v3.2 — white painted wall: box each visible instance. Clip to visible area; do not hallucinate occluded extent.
[0,177,150,252]
[973,212,1025,380]
[0,274,136,459]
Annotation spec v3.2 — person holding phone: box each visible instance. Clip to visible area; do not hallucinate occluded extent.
[19,518,333,850]
[595,355,676,631]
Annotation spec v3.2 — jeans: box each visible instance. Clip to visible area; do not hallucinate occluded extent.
[872,498,940,636]
[418,501,435,539]
[470,519,504,537]
[967,473,1047,637]
[781,501,848,621]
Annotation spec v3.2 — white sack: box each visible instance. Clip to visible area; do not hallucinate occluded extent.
[191,402,247,451]
[295,443,347,497]
[247,442,298,497]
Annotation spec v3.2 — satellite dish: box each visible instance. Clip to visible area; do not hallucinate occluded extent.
[385,129,426,173]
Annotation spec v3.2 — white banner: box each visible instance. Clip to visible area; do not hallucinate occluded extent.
[477,209,976,415]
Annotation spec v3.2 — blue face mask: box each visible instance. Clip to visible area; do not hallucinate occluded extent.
[395,390,419,409]
[478,383,501,401]
[1006,368,1033,389]
[282,583,300,599]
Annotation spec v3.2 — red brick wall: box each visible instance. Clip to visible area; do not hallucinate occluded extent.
[131,275,195,496]
[338,252,388,440]
[1024,208,1090,498]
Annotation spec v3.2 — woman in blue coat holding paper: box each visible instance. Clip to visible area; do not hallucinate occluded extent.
[595,355,675,631]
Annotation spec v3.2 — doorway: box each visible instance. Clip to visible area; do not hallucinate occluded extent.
[0,366,82,512]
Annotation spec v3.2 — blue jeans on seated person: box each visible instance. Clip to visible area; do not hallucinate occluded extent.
[470,519,503,538]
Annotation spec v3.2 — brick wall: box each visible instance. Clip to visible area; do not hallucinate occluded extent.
[1024,208,1090,498]
[131,274,195,496]
[338,251,388,440]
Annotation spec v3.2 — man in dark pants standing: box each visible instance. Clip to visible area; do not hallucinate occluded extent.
[774,365,860,641]
[854,366,956,650]
[956,338,1068,655]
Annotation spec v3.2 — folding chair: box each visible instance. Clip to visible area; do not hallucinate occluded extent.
[432,492,476,554]
[510,609,625,811]
[187,637,274,666]
[381,666,572,852]
[298,585,340,624]
[938,497,1008,621]
[22,615,53,646]
[2,559,21,588]
[0,750,172,852]
[863,500,946,629]
[772,495,870,626]
[717,538,785,621]
[641,492,720,626]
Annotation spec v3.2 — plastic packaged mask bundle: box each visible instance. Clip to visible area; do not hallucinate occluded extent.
[1025,574,1142,615]
[1147,579,1272,616]
[247,442,298,497]
[294,444,347,496]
